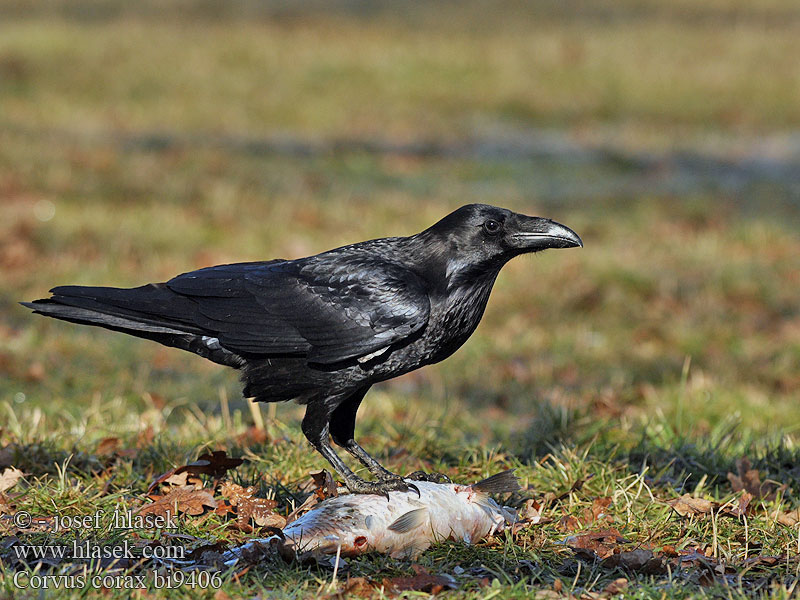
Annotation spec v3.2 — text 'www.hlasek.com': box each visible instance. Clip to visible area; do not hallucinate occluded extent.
[10,508,223,591]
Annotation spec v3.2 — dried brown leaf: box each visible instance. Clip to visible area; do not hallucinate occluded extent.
[236,426,270,446]
[96,437,120,457]
[0,493,18,515]
[602,578,629,594]
[325,577,376,599]
[383,564,457,594]
[602,549,666,575]
[147,450,242,495]
[558,514,582,532]
[727,458,785,502]
[147,469,202,496]
[589,497,613,522]
[667,494,714,517]
[136,426,155,448]
[219,481,285,529]
[0,467,23,493]
[138,485,217,519]
[310,469,339,499]
[163,471,200,488]
[215,500,236,517]
[774,508,800,527]
[25,362,45,382]
[177,450,244,479]
[566,528,630,560]
[512,499,543,534]
[520,499,542,519]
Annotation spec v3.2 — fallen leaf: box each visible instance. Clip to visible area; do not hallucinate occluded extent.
[0,467,23,493]
[383,564,457,594]
[158,450,243,481]
[214,589,233,600]
[0,493,19,515]
[163,471,202,489]
[25,362,45,382]
[219,481,285,529]
[667,494,714,517]
[727,458,784,502]
[309,470,339,499]
[147,450,243,495]
[188,450,244,478]
[96,437,120,456]
[737,491,754,516]
[558,514,582,532]
[512,498,542,534]
[519,499,542,522]
[602,549,666,575]
[588,496,613,522]
[325,577,376,599]
[147,469,202,496]
[774,508,800,527]
[187,541,232,562]
[565,528,630,560]
[602,577,628,594]
[661,545,678,557]
[668,493,750,520]
[136,426,155,448]
[138,485,217,519]
[236,426,270,446]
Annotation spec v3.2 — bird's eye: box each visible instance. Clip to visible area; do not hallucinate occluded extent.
[483,219,501,235]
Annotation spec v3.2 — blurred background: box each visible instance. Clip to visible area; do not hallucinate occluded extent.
[1,1,799,470]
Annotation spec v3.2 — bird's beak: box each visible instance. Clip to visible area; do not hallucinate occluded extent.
[508,216,583,252]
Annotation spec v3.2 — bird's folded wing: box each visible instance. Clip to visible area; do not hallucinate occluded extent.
[166,257,431,364]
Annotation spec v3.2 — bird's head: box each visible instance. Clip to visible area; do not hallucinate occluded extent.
[423,204,582,283]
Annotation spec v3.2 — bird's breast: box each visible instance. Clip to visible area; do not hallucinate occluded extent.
[353,275,498,382]
[418,279,496,364]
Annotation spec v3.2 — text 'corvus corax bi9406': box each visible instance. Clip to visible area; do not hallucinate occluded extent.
[23,204,582,496]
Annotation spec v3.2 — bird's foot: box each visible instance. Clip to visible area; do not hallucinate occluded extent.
[406,470,452,484]
[344,476,420,500]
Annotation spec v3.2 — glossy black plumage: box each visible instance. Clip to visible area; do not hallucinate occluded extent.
[22,204,582,495]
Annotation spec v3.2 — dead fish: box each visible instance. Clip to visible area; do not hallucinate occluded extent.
[223,470,520,564]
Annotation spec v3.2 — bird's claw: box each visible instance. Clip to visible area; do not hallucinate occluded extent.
[344,476,418,499]
[406,470,452,484]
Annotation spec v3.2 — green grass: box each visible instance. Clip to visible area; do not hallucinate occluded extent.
[1,2,800,598]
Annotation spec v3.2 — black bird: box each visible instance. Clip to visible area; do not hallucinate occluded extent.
[22,204,582,495]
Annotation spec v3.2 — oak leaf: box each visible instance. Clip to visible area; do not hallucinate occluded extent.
[138,485,217,518]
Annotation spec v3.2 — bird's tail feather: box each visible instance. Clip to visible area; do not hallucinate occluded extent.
[471,470,520,494]
[22,284,199,333]
[21,285,243,368]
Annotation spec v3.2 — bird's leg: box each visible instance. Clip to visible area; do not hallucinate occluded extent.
[329,387,402,481]
[302,397,414,497]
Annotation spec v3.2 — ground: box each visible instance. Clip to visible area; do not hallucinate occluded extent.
[1,1,799,598]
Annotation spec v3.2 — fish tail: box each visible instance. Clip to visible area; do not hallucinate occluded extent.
[471,470,521,494]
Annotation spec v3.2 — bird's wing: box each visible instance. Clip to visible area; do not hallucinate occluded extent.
[166,257,431,364]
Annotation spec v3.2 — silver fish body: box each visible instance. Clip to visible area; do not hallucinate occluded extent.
[282,471,519,559]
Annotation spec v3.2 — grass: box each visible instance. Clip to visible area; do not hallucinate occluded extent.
[1,1,800,598]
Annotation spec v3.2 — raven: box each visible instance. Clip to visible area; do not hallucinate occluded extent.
[22,204,581,495]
